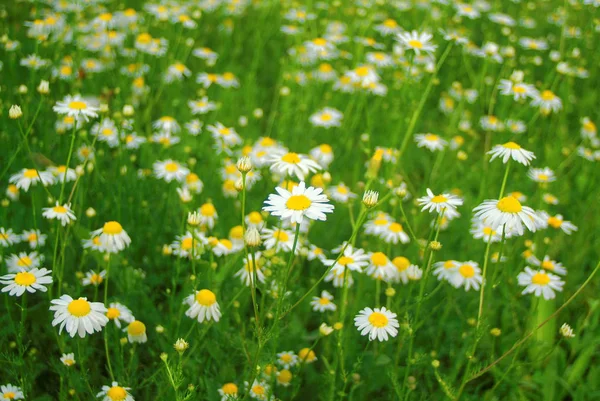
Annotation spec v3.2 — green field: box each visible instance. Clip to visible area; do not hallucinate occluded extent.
[1,1,600,400]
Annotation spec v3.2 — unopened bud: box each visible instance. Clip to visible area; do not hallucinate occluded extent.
[37,80,50,94]
[362,190,379,208]
[245,227,262,247]
[236,156,252,173]
[9,105,22,119]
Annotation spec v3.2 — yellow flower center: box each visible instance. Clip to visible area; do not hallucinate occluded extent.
[127,320,146,336]
[424,134,439,141]
[53,205,67,213]
[371,252,388,266]
[547,216,562,228]
[164,162,179,172]
[3,392,16,399]
[252,385,265,396]
[355,66,370,77]
[541,90,555,101]
[24,169,39,179]
[319,297,330,305]
[431,195,448,203]
[106,307,120,319]
[282,152,301,164]
[68,101,87,110]
[28,233,38,242]
[408,39,423,49]
[103,221,123,235]
[196,289,216,306]
[90,274,103,285]
[274,230,289,242]
[531,272,550,285]
[68,298,91,317]
[286,195,311,211]
[483,227,495,236]
[443,260,455,269]
[388,222,404,233]
[17,256,32,267]
[459,264,475,278]
[503,141,521,149]
[338,256,354,266]
[313,38,327,46]
[222,383,238,395]
[278,369,292,383]
[14,271,36,286]
[107,386,127,400]
[497,196,522,213]
[320,113,332,122]
[393,256,410,272]
[383,19,397,28]
[513,85,526,94]
[200,203,216,216]
[368,311,388,328]
[541,260,555,270]
[181,237,193,250]
[538,174,549,181]
[99,13,112,22]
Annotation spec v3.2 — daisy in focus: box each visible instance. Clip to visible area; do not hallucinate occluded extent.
[50,295,108,338]
[97,382,135,401]
[0,268,53,296]
[517,267,565,300]
[91,221,131,253]
[184,289,222,323]
[473,196,541,235]
[263,181,334,224]
[488,142,535,165]
[354,306,399,342]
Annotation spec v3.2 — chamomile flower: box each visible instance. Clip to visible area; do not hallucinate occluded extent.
[469,218,503,242]
[188,96,217,115]
[106,302,135,328]
[310,290,337,312]
[0,228,19,247]
[50,295,108,338]
[309,144,335,169]
[127,320,147,343]
[49,165,78,183]
[498,80,537,100]
[53,94,99,122]
[488,142,535,165]
[451,261,483,291]
[396,31,437,55]
[540,212,578,234]
[389,256,413,284]
[528,167,556,183]
[81,270,106,286]
[323,244,369,274]
[417,188,463,214]
[235,252,266,286]
[153,116,180,134]
[164,62,191,83]
[218,383,239,401]
[365,252,396,280]
[22,229,46,248]
[533,256,567,276]
[60,353,76,367]
[309,107,343,128]
[207,122,242,147]
[6,251,43,272]
[473,196,541,235]
[246,380,270,400]
[184,289,221,323]
[9,168,55,191]
[276,351,299,369]
[269,151,322,181]
[42,202,76,226]
[364,212,392,235]
[415,133,447,152]
[433,260,460,282]
[263,181,334,224]
[354,306,399,342]
[261,228,295,253]
[91,221,131,253]
[517,267,564,300]
[0,384,24,400]
[197,203,218,230]
[0,267,53,296]
[379,222,411,244]
[328,183,356,203]
[153,159,190,183]
[531,90,562,114]
[96,382,134,401]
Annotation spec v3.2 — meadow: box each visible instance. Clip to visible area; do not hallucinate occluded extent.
[1,0,600,400]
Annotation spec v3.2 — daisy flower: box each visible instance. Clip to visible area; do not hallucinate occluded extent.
[196,203,218,230]
[50,295,108,338]
[153,116,180,134]
[184,289,221,323]
[96,382,134,401]
[91,119,120,147]
[309,107,343,128]
[530,90,562,114]
[365,252,396,280]
[42,202,76,226]
[328,183,356,203]
[310,290,337,312]
[153,159,190,183]
[528,167,556,183]
[498,80,537,100]
[414,133,447,152]
[451,261,483,291]
[276,370,293,387]
[391,256,415,284]
[379,222,410,244]
[0,267,53,296]
[188,96,217,115]
[538,212,578,234]
[517,267,564,300]
[91,221,131,253]
[21,229,46,248]
[106,302,135,328]
[323,244,369,274]
[263,181,334,224]
[60,353,76,367]
[81,270,106,286]
[488,142,535,165]
[0,228,19,247]
[126,320,147,343]
[269,151,322,181]
[354,306,399,342]
[309,144,334,169]
[276,351,299,369]
[246,380,270,400]
[417,188,463,214]
[218,383,239,401]
[473,196,541,235]
[325,268,355,288]
[53,94,99,122]
[364,212,392,235]
[261,228,295,253]
[49,165,78,183]
[533,255,567,276]
[235,252,266,286]
[6,251,43,272]
[396,30,437,55]
[9,168,55,191]
[164,62,191,83]
[207,122,242,147]
[0,384,24,400]
[469,218,503,243]
[433,260,460,282]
